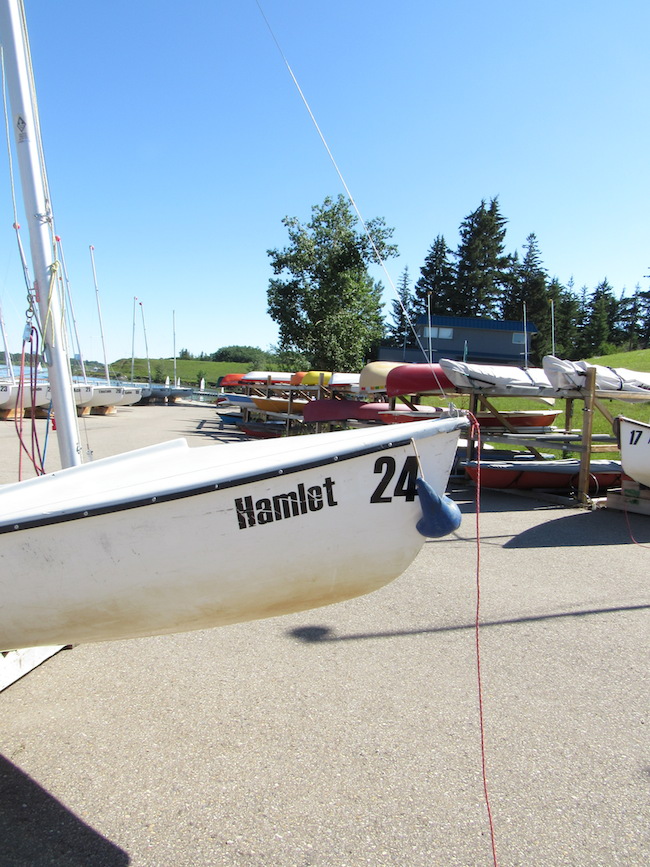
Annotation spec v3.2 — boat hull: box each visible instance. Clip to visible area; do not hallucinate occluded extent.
[385,363,455,397]
[0,417,467,649]
[379,408,561,429]
[0,381,50,408]
[464,459,621,490]
[616,416,650,487]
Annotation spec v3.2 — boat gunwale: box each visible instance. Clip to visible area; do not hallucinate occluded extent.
[0,416,468,534]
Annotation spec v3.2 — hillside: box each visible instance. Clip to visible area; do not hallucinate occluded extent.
[109,358,249,386]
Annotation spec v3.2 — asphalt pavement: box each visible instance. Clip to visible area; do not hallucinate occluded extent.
[0,402,648,866]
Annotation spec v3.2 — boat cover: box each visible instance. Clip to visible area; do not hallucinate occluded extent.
[439,359,551,390]
[543,356,650,393]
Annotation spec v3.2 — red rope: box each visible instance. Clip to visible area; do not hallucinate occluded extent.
[468,413,499,866]
[622,493,650,549]
[14,326,46,478]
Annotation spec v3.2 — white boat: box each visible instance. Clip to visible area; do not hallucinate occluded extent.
[0,379,50,409]
[113,385,143,406]
[543,356,650,394]
[0,0,468,651]
[616,416,650,487]
[439,358,552,392]
[0,417,466,649]
[73,384,125,408]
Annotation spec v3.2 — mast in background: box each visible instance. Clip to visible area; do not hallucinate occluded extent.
[89,244,111,385]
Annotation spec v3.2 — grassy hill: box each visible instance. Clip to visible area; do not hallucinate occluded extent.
[108,358,249,386]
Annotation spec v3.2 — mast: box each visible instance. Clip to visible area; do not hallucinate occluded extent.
[131,296,136,384]
[57,235,88,383]
[0,300,15,382]
[522,301,529,368]
[0,0,81,466]
[89,244,111,385]
[139,300,151,384]
[172,309,176,386]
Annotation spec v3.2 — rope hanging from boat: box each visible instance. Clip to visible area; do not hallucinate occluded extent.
[255,1,449,399]
[412,413,498,864]
[13,325,47,477]
[467,413,499,867]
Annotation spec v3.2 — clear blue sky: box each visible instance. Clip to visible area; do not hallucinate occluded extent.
[0,0,647,364]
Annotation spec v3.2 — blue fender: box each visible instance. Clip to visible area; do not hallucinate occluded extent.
[415,477,462,538]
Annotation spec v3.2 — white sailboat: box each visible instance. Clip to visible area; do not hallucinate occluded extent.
[0,0,467,652]
[0,299,50,409]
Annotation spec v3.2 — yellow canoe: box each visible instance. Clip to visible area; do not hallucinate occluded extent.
[252,396,310,414]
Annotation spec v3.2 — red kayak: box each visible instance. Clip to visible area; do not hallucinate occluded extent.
[303,400,425,423]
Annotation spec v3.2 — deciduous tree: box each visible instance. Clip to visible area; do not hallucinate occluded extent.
[267,195,395,370]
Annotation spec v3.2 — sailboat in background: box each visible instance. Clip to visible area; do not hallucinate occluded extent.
[0,0,467,652]
[0,298,50,410]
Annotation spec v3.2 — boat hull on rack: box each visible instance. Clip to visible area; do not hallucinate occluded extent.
[616,416,650,487]
[463,459,622,491]
[0,417,467,650]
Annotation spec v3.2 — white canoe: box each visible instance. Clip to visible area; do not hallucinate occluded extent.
[0,416,467,650]
[616,416,650,487]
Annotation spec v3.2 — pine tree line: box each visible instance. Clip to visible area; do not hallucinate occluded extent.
[386,197,650,365]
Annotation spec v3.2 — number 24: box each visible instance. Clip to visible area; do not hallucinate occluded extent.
[370,456,419,503]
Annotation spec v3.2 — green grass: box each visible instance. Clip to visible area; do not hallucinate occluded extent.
[108,358,249,386]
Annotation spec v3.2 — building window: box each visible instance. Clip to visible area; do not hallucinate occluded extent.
[512,332,526,344]
[423,326,454,339]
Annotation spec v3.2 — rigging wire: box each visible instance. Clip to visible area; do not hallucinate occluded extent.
[254,0,447,396]
[256,7,497,856]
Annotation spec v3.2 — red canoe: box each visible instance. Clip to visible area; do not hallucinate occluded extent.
[464,459,622,491]
[378,409,561,429]
[386,363,455,397]
[303,400,424,424]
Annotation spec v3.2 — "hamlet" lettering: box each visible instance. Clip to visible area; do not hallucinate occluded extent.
[235,478,338,530]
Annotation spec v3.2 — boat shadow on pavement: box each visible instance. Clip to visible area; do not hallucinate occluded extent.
[0,756,129,866]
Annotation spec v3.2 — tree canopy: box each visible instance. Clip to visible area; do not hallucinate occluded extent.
[266,194,396,370]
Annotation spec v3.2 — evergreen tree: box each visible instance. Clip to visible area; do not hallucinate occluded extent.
[413,235,456,316]
[386,266,416,352]
[454,198,514,317]
[581,280,617,356]
[548,278,581,359]
[267,195,394,370]
[637,288,650,348]
[501,233,550,365]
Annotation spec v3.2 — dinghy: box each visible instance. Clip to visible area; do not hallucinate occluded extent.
[0,380,50,409]
[0,0,469,651]
[615,417,650,487]
[0,417,467,649]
